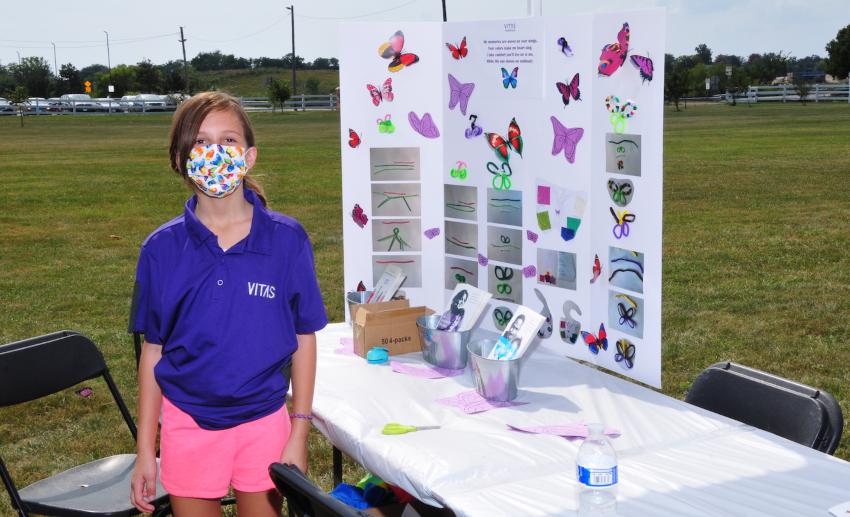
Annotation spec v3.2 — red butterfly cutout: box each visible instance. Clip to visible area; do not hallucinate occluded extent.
[348,129,361,148]
[378,30,419,73]
[486,117,523,163]
[556,73,581,106]
[590,254,601,283]
[351,204,368,228]
[366,78,393,106]
[446,36,468,59]
[581,323,608,354]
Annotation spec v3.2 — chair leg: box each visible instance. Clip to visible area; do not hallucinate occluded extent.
[332,446,343,487]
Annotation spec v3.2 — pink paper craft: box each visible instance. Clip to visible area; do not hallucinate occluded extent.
[537,185,551,205]
[436,390,528,414]
[390,361,464,379]
[507,423,621,438]
[335,337,356,356]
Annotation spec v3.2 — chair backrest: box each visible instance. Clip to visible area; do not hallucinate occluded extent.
[269,463,369,517]
[686,361,844,454]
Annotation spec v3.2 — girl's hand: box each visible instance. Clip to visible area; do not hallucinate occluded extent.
[280,428,309,473]
[130,452,158,513]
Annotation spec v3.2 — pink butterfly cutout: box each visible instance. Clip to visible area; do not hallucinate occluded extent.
[522,265,536,278]
[447,74,475,116]
[555,73,580,106]
[598,22,630,77]
[366,78,393,106]
[351,204,368,228]
[526,230,538,243]
[630,54,654,83]
[408,111,440,139]
[550,116,584,164]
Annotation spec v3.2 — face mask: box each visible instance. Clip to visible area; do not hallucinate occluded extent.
[186,144,248,198]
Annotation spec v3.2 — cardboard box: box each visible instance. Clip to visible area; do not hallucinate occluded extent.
[352,300,433,357]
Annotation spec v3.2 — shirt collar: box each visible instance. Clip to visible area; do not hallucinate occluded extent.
[184,187,273,255]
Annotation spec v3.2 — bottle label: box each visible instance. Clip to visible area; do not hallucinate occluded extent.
[577,465,618,487]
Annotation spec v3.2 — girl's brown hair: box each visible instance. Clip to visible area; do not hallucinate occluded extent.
[168,91,267,205]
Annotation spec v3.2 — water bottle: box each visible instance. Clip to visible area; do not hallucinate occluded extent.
[576,423,618,516]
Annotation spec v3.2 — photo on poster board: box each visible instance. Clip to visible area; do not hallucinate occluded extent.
[371,219,422,252]
[371,183,422,217]
[487,226,523,265]
[488,263,522,304]
[536,248,577,290]
[370,147,421,181]
[445,220,478,258]
[444,184,478,221]
[609,246,644,293]
[445,257,479,289]
[373,256,422,288]
[608,290,644,339]
[487,188,523,227]
[605,133,641,176]
[535,179,587,242]
[436,284,492,332]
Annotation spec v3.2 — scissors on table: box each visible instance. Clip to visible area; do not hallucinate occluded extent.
[382,423,441,435]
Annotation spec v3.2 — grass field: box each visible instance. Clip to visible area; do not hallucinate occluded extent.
[1,102,849,514]
[196,68,340,97]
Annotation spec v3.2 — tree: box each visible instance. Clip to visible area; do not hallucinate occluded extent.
[136,60,162,93]
[95,64,136,97]
[159,60,194,93]
[714,54,743,67]
[267,78,290,111]
[305,77,321,95]
[694,44,712,65]
[825,24,850,79]
[8,85,28,127]
[58,63,83,95]
[664,54,689,111]
[310,57,331,69]
[9,57,52,98]
[0,65,16,95]
[328,57,339,69]
[282,53,306,69]
[80,64,108,82]
[791,73,812,104]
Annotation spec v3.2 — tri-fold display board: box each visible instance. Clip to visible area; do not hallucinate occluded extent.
[339,9,665,387]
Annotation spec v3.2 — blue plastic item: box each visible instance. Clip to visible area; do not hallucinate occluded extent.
[366,347,389,364]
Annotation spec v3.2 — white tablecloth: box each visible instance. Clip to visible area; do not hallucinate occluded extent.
[311,323,850,516]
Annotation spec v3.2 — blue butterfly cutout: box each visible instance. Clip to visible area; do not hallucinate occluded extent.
[501,67,518,89]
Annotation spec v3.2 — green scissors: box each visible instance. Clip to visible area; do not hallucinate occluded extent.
[382,423,441,435]
[487,161,512,191]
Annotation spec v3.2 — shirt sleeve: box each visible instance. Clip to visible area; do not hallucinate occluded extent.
[287,235,328,334]
[131,245,163,345]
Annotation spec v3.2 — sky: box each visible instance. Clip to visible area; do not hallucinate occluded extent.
[2,0,845,70]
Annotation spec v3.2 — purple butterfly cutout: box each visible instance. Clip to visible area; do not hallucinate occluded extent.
[477,254,488,266]
[447,73,475,116]
[424,227,440,239]
[526,230,538,243]
[522,265,536,278]
[408,111,440,139]
[630,54,654,83]
[550,116,584,164]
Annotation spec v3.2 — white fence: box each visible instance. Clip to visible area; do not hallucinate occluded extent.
[240,94,338,111]
[732,84,850,104]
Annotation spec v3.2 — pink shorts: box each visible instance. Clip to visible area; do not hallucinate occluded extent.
[159,397,291,498]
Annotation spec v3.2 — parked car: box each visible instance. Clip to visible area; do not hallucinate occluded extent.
[45,98,65,112]
[23,97,51,114]
[133,94,169,112]
[0,98,15,115]
[60,94,99,112]
[95,98,122,113]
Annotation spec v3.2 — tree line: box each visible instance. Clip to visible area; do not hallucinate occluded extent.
[0,52,337,99]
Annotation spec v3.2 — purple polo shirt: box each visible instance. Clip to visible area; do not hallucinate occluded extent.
[132,187,327,430]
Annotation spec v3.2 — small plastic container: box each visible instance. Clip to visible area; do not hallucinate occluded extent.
[416,314,472,370]
[466,338,523,401]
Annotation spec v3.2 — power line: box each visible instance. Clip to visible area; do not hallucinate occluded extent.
[192,16,287,44]
[0,32,178,46]
[295,0,419,20]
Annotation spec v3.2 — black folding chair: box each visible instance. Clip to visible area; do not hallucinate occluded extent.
[0,330,170,516]
[269,463,371,517]
[686,361,844,454]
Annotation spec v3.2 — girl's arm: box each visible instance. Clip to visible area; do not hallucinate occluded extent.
[130,341,163,513]
[280,332,317,473]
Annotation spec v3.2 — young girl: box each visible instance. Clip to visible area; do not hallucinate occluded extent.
[130,92,327,516]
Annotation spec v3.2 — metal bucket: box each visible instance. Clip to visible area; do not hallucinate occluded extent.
[416,314,472,369]
[346,291,373,322]
[467,338,522,401]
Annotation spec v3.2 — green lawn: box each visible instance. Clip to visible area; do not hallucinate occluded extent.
[0,102,848,515]
[196,68,340,97]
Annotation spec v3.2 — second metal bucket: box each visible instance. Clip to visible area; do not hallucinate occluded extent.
[467,338,522,401]
[416,314,472,369]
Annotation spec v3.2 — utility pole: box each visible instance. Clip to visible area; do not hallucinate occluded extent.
[103,31,111,75]
[51,42,57,76]
[179,27,189,94]
[441,0,447,21]
[16,51,21,64]
[286,5,296,102]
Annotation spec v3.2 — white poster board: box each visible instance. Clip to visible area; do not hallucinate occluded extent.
[340,9,665,387]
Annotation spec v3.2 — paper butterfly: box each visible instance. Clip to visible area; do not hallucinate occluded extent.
[557,37,573,57]
[501,66,518,89]
[556,73,581,106]
[446,36,468,59]
[598,22,630,77]
[377,114,395,133]
[408,111,440,138]
[351,204,368,228]
[615,339,635,369]
[424,227,440,239]
[447,74,475,116]
[486,117,523,163]
[366,78,393,106]
[605,95,638,134]
[581,323,608,354]
[75,387,93,398]
[378,30,419,73]
[526,230,538,243]
[590,254,601,283]
[477,253,488,266]
[356,280,367,292]
[630,54,654,83]
[465,114,482,138]
[522,265,537,278]
[550,116,584,164]
[347,129,361,148]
